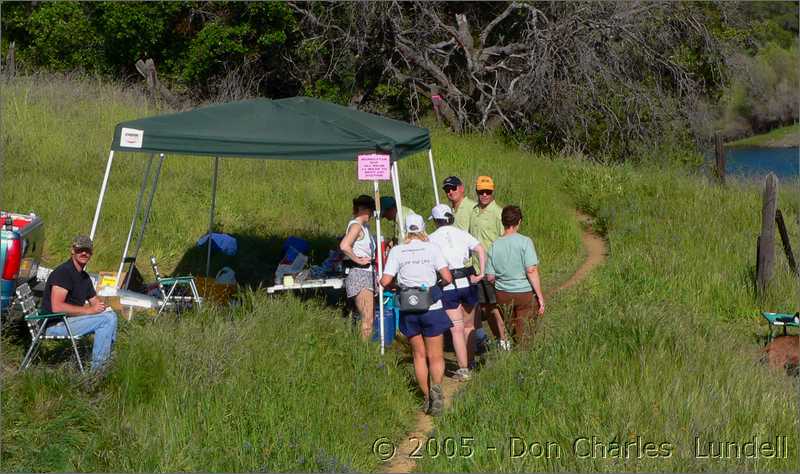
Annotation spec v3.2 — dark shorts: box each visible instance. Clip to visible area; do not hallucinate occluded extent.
[399,308,452,338]
[476,279,497,305]
[441,284,478,310]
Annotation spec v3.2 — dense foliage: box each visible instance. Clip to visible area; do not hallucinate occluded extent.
[1,1,797,158]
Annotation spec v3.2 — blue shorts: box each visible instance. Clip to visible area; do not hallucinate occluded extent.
[441,285,478,310]
[399,308,452,338]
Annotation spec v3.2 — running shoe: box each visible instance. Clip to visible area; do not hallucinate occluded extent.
[451,368,472,381]
[429,384,444,416]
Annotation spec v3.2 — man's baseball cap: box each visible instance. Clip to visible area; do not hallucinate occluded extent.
[476,176,495,191]
[405,213,426,233]
[380,196,397,217]
[72,235,93,250]
[442,176,463,188]
[429,203,453,220]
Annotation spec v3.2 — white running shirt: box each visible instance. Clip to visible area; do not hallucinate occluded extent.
[429,225,480,270]
[345,219,375,268]
[383,239,448,310]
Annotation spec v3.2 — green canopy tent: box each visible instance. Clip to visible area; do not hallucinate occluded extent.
[90,97,439,352]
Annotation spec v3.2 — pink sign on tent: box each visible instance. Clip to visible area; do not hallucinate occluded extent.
[357,153,391,181]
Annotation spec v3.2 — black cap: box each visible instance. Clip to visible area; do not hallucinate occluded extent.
[71,235,93,250]
[442,176,463,188]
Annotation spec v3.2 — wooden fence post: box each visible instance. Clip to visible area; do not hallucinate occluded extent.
[714,133,725,184]
[775,209,798,278]
[756,173,778,295]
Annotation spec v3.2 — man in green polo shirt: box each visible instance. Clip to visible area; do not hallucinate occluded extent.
[380,196,416,243]
[442,176,476,231]
[468,175,508,349]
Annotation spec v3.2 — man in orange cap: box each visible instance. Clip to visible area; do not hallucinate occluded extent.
[469,176,510,350]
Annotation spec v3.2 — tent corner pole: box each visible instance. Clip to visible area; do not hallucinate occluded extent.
[116,153,155,285]
[90,150,115,240]
[428,149,440,204]
[373,180,385,355]
[206,157,220,278]
[390,161,405,241]
[125,153,165,290]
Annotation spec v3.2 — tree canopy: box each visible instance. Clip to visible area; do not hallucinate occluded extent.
[1,1,797,159]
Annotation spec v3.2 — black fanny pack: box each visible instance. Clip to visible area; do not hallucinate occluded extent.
[344,260,372,269]
[451,267,474,280]
[398,285,443,313]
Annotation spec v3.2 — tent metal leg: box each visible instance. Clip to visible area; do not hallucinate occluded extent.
[206,157,220,277]
[125,154,165,290]
[116,154,155,285]
[90,150,115,240]
[428,149,440,204]
[373,180,385,355]
[391,161,406,241]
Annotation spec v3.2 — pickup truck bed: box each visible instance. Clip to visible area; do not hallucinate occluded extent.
[1,212,45,312]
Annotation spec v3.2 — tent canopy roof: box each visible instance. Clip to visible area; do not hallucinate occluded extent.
[111,97,430,161]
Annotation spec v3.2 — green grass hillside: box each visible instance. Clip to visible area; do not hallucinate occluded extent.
[1,74,585,471]
[420,164,799,471]
[1,74,797,472]
[727,123,800,148]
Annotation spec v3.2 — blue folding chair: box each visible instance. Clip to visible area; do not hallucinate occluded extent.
[762,312,800,343]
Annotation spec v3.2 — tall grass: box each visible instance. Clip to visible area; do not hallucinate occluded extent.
[2,293,417,471]
[419,162,799,471]
[1,73,584,471]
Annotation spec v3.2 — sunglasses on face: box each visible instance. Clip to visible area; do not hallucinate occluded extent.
[74,247,93,255]
[477,190,493,196]
[443,185,458,193]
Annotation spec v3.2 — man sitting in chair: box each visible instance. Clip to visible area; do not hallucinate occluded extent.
[41,235,118,371]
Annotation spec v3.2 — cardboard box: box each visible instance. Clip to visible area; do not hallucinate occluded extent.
[95,266,146,293]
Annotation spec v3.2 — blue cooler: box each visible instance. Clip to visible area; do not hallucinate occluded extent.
[372,291,399,345]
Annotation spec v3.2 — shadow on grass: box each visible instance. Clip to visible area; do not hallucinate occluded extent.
[169,227,348,310]
[171,228,339,286]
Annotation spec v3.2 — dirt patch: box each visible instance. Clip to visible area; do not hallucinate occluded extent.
[382,210,608,472]
[763,336,799,376]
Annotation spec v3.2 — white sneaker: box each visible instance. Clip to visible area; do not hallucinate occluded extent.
[451,368,472,381]
[499,339,512,351]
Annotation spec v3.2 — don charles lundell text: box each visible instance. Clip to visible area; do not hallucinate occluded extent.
[694,436,789,459]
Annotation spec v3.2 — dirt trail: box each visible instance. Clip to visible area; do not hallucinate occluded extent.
[383,210,607,473]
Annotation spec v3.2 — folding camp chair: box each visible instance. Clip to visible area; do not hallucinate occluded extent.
[150,256,202,316]
[16,283,85,373]
[762,311,800,343]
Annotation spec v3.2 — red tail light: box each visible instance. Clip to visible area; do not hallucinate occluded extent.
[3,240,21,280]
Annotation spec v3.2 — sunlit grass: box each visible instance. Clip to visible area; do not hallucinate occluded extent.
[419,161,799,471]
[728,123,800,148]
[1,73,584,471]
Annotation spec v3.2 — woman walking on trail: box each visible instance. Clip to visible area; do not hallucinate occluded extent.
[428,204,487,381]
[380,214,453,416]
[486,205,545,347]
[340,195,377,341]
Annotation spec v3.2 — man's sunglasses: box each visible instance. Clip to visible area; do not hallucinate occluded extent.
[74,247,93,255]
[443,185,458,193]
[477,189,493,196]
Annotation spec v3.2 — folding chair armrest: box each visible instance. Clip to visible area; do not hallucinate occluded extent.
[161,276,196,283]
[25,312,67,321]
[762,312,800,327]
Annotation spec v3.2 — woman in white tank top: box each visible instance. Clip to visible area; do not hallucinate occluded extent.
[340,195,376,341]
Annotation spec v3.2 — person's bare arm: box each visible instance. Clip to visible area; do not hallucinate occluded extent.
[469,244,487,283]
[526,266,545,315]
[379,274,394,288]
[339,224,371,265]
[438,267,453,286]
[50,286,105,316]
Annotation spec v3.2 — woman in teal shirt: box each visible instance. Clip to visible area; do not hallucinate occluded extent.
[486,205,545,347]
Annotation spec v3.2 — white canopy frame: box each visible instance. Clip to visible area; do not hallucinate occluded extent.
[88,147,441,352]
